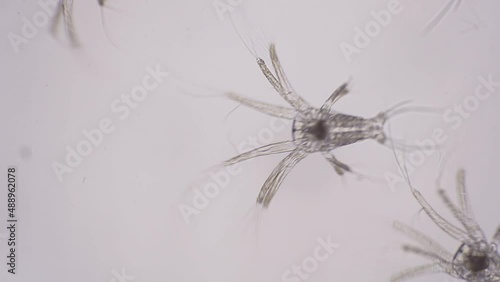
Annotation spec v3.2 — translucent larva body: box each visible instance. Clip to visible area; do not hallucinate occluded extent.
[221,43,432,208]
[292,111,385,153]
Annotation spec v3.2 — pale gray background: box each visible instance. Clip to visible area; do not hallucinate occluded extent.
[0,0,499,281]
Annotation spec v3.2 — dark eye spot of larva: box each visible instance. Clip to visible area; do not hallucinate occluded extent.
[309,120,327,141]
[465,254,490,272]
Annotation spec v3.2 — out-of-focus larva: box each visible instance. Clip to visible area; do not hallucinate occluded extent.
[51,0,121,48]
[391,166,500,281]
[423,0,469,34]
[51,0,80,47]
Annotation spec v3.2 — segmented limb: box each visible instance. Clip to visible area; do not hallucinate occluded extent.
[423,0,462,34]
[394,221,453,261]
[222,141,297,166]
[257,59,286,96]
[268,44,312,113]
[401,245,452,266]
[455,169,475,219]
[225,92,297,119]
[321,151,384,182]
[320,81,350,113]
[321,151,351,176]
[269,44,296,98]
[256,149,307,208]
[257,49,311,113]
[391,263,444,282]
[437,189,486,242]
[409,186,471,243]
[51,0,81,47]
[390,139,470,243]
